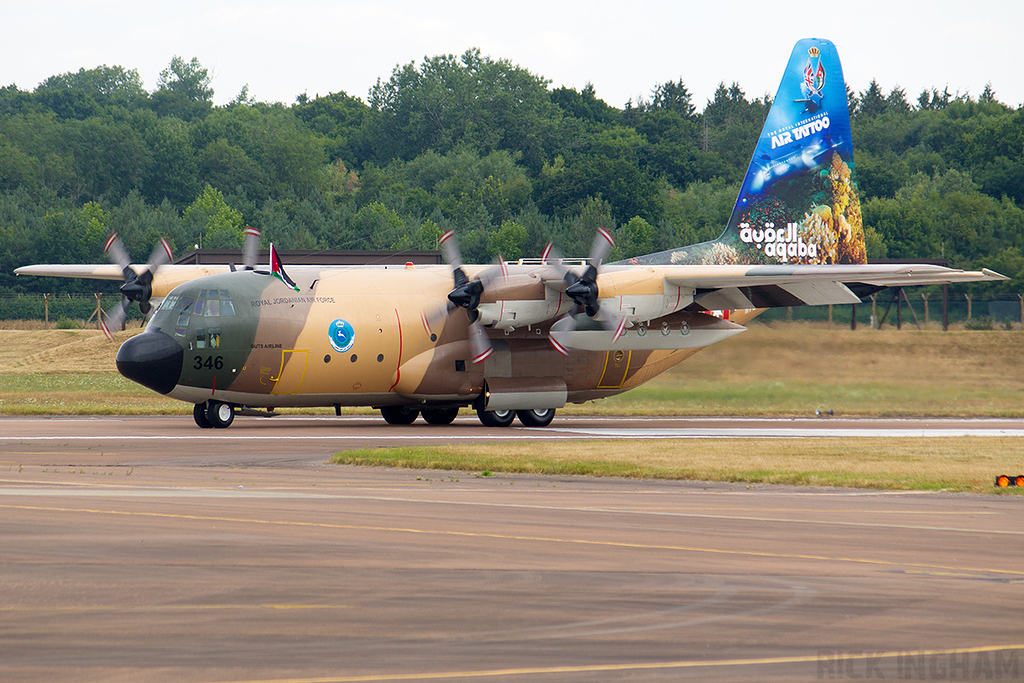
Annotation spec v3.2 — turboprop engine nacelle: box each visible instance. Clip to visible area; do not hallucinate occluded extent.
[474,272,574,330]
[595,271,695,323]
[476,270,695,330]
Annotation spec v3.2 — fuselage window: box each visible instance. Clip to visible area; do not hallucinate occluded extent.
[208,328,221,348]
[196,328,207,348]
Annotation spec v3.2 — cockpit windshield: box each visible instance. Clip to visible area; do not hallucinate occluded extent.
[155,289,235,337]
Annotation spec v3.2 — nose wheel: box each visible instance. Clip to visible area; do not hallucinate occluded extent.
[194,401,234,428]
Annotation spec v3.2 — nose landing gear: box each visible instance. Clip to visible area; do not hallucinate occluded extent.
[194,400,235,429]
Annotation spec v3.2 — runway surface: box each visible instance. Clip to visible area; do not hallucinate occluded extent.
[1,415,1023,682]
[5,414,1024,466]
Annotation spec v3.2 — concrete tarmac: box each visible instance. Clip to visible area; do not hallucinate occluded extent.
[1,416,1023,682]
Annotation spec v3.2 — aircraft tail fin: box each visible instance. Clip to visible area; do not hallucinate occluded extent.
[631,38,867,266]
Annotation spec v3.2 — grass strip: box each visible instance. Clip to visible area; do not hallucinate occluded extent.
[4,374,1024,417]
[331,438,1024,494]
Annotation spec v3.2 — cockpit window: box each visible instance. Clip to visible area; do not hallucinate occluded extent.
[160,295,195,313]
[193,290,234,317]
[161,290,234,337]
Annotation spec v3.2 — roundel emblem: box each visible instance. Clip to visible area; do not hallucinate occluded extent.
[328,319,355,353]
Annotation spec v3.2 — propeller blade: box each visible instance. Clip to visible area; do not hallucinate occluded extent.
[147,237,174,269]
[469,323,493,364]
[438,229,462,268]
[541,242,554,265]
[588,226,615,268]
[610,315,628,344]
[548,314,576,356]
[100,302,127,342]
[421,302,455,338]
[103,233,131,278]
[243,227,260,270]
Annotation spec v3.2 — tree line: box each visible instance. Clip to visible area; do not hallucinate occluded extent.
[1,50,1022,297]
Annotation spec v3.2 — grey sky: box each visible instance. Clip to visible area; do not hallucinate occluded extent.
[5,1,1022,109]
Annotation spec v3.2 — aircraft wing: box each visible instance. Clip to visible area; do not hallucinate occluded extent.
[664,264,1007,310]
[15,264,129,280]
[14,264,234,297]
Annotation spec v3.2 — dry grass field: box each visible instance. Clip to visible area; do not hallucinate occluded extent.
[1,320,1023,416]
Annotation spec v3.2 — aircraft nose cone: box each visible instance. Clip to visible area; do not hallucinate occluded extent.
[116,330,183,395]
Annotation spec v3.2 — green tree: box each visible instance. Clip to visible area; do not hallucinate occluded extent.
[857,79,887,118]
[135,111,198,206]
[183,185,244,249]
[291,91,370,163]
[198,138,270,202]
[150,56,213,120]
[35,65,147,118]
[619,216,654,258]
[490,220,528,260]
[551,83,620,124]
[368,48,559,171]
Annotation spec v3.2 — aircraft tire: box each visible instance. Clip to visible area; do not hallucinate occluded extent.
[206,400,235,429]
[477,407,515,428]
[380,405,419,425]
[421,407,460,425]
[193,403,213,429]
[516,408,555,427]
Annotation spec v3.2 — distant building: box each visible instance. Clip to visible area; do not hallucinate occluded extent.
[174,249,443,266]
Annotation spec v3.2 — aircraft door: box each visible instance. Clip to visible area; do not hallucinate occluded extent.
[271,349,309,395]
[596,350,631,389]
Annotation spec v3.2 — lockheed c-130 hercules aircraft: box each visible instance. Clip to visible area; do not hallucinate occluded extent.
[16,38,1005,429]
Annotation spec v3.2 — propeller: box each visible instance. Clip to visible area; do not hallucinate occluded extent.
[99,233,173,340]
[547,226,627,354]
[432,229,510,364]
[564,226,614,317]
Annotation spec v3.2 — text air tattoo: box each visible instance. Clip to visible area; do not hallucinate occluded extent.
[15,38,1006,428]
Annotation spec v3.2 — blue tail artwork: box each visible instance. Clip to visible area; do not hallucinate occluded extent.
[631,38,866,267]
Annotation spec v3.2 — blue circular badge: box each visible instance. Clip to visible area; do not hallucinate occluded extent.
[328,319,355,353]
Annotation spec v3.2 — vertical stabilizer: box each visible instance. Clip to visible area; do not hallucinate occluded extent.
[632,38,866,266]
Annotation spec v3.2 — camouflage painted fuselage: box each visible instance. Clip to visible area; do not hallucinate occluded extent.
[117,263,756,412]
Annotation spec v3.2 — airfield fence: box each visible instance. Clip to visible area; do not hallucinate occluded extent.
[0,293,145,326]
[1,291,1023,331]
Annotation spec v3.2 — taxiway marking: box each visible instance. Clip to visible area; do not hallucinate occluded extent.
[3,501,1021,578]
[195,642,1024,682]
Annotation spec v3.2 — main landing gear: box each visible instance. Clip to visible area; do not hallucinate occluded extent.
[474,406,556,427]
[194,400,234,429]
[378,405,556,427]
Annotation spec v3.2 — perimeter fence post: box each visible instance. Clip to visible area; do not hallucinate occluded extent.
[942,285,949,331]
